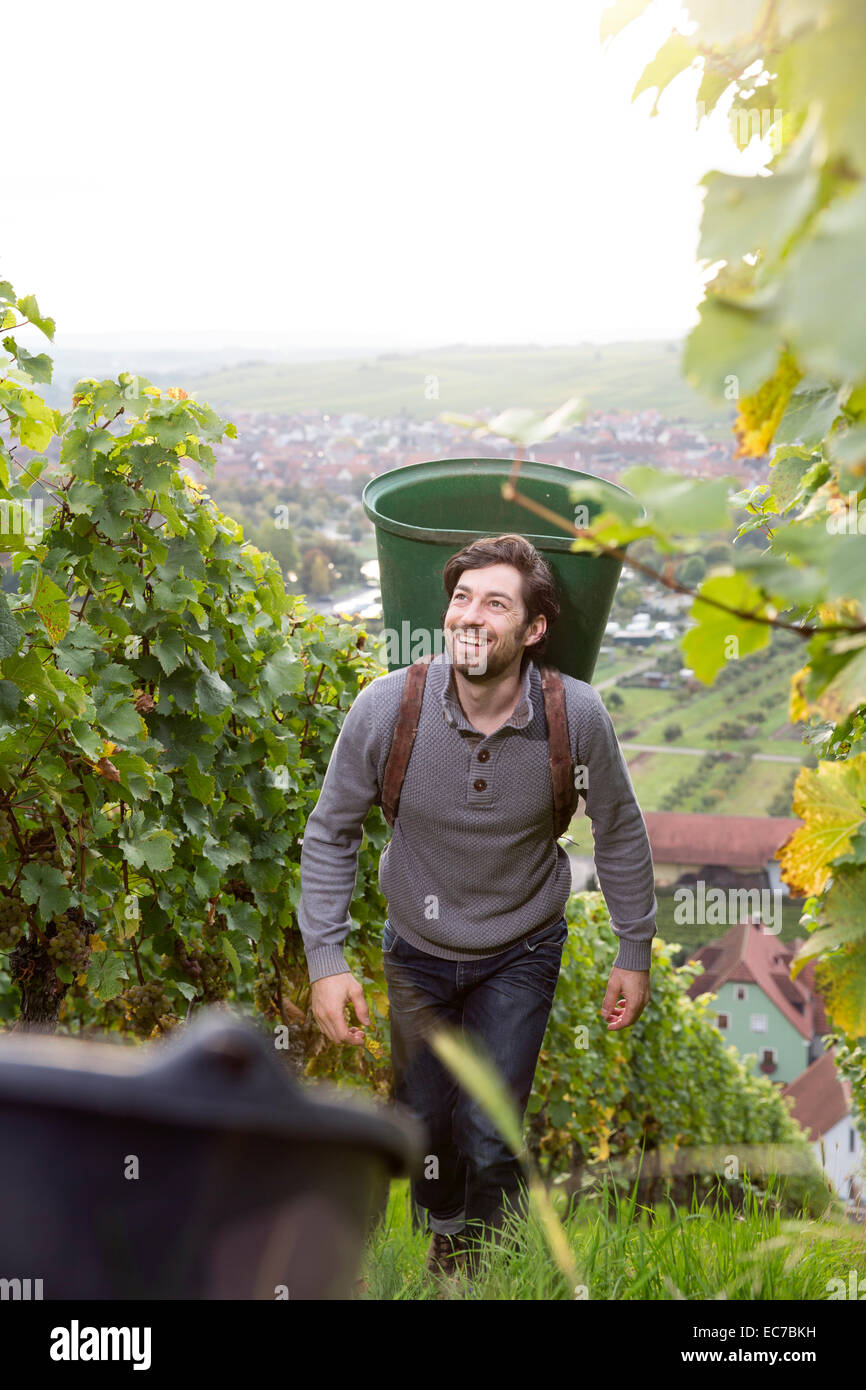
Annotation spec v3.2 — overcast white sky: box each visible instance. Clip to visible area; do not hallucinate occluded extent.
[4,0,769,351]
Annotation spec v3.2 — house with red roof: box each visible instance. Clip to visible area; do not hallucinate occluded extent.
[643,812,802,894]
[686,919,827,1086]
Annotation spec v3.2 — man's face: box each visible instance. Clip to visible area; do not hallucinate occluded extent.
[442,563,546,679]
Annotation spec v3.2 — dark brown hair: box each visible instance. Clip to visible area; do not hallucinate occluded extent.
[440,533,560,669]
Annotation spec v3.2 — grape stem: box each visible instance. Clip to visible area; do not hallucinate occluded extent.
[130,933,145,986]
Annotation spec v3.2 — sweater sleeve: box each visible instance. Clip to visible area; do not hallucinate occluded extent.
[578,687,658,972]
[298,680,383,983]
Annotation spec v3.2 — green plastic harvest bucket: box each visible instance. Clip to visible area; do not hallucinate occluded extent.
[362,457,640,684]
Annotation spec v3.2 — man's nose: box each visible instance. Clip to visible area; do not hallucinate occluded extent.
[459,602,484,626]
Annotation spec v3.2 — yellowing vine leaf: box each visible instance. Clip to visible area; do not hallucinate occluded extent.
[789,664,812,722]
[789,637,866,725]
[734,352,802,458]
[32,572,69,644]
[791,867,866,989]
[594,1132,611,1162]
[814,947,866,1038]
[812,645,866,726]
[777,754,866,896]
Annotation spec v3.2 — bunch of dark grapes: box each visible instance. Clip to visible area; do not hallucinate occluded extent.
[224,877,254,904]
[0,895,27,952]
[47,913,91,975]
[175,935,230,1003]
[122,981,170,1035]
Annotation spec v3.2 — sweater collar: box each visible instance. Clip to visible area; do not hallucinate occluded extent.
[432,651,535,732]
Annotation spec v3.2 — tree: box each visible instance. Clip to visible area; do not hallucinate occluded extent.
[678,554,706,586]
[247,521,301,577]
[302,548,332,596]
[663,723,683,743]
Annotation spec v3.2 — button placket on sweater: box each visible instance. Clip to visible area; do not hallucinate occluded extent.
[438,659,535,814]
[466,733,498,806]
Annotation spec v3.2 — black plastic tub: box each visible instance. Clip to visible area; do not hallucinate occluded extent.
[0,1010,425,1299]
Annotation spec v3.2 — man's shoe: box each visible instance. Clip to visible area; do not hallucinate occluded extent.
[425,1228,467,1281]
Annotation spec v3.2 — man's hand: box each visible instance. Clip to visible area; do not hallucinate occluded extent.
[311,971,371,1046]
[601,967,650,1031]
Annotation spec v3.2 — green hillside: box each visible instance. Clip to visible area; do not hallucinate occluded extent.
[185,340,736,423]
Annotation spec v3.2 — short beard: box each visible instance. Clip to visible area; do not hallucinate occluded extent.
[446,626,534,681]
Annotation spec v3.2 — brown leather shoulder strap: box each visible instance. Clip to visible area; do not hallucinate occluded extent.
[539,665,576,840]
[381,657,575,838]
[381,654,435,827]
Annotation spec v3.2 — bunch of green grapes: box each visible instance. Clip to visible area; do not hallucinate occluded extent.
[0,895,27,952]
[122,980,170,1035]
[253,973,278,1019]
[47,913,90,974]
[38,838,75,883]
[200,950,230,1003]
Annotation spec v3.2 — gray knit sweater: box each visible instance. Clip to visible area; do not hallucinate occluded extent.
[298,652,657,983]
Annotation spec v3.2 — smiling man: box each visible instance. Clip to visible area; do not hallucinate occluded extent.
[298,533,657,1285]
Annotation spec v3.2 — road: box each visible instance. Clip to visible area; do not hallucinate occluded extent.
[324,586,381,617]
[621,742,803,764]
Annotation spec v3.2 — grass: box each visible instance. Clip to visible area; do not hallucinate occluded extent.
[608,687,675,726]
[616,749,798,816]
[712,761,798,815]
[356,1173,866,1300]
[352,1024,865,1302]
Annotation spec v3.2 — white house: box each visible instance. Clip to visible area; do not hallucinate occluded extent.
[782,1049,864,1212]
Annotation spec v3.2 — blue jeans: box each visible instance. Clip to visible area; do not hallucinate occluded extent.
[382,914,568,1242]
